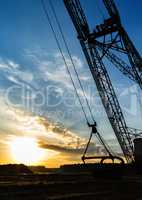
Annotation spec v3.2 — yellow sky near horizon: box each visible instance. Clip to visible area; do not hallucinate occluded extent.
[0,97,88,167]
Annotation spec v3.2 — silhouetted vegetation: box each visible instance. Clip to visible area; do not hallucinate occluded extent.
[0,164,33,175]
[29,165,58,173]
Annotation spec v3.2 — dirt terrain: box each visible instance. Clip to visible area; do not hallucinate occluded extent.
[0,173,142,200]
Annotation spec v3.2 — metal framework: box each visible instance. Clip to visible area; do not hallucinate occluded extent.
[63,0,142,163]
[82,122,124,164]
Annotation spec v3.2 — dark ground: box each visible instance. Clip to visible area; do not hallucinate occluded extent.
[0,172,142,200]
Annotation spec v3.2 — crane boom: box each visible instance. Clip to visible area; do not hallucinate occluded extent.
[96,41,142,89]
[64,0,134,162]
[103,0,120,19]
[103,0,142,77]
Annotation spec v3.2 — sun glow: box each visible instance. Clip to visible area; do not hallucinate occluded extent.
[10,137,45,165]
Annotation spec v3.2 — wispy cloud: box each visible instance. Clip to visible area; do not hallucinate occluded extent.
[0,58,19,70]
[0,57,34,86]
[25,49,90,90]
[0,96,88,150]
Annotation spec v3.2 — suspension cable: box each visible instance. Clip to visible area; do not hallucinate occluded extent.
[82,130,93,158]
[48,0,96,123]
[41,0,89,123]
[96,132,113,156]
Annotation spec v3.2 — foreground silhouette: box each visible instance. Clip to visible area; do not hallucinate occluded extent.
[0,163,142,199]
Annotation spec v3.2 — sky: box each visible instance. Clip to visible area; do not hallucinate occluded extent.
[0,0,142,167]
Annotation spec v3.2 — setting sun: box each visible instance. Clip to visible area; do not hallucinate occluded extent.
[10,137,44,165]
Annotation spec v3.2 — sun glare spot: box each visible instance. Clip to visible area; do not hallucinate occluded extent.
[10,137,44,165]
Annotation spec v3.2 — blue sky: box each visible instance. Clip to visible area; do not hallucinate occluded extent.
[0,0,141,166]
